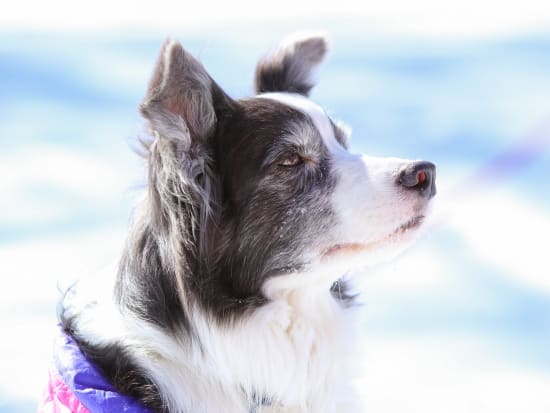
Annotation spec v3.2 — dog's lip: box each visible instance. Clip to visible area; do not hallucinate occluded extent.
[396,214,425,233]
[322,242,366,257]
[321,215,425,259]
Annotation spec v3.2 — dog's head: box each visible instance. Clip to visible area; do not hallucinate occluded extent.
[139,34,436,311]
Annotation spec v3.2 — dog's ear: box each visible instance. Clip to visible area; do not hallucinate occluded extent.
[139,40,232,250]
[254,33,329,96]
[141,39,229,145]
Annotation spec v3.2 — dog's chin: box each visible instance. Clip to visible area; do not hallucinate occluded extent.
[320,214,426,269]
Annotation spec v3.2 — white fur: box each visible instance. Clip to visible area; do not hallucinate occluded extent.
[66,263,361,412]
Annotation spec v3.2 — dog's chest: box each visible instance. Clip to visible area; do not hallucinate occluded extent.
[230,296,353,411]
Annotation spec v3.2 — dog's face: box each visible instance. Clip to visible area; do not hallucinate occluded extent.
[140,34,436,307]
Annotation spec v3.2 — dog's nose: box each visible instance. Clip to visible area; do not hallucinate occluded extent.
[397,161,436,199]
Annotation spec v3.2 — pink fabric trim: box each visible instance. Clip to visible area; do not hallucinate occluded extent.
[38,368,91,413]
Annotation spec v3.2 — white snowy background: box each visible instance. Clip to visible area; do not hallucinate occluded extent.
[1,1,549,412]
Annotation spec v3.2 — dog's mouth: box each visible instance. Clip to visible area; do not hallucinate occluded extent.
[322,215,425,259]
[396,215,425,234]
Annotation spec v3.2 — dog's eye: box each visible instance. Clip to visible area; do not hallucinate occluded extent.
[278,153,303,167]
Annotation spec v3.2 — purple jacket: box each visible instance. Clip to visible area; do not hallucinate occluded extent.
[38,325,152,413]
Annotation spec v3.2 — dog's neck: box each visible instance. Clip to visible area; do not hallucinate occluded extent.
[131,278,356,412]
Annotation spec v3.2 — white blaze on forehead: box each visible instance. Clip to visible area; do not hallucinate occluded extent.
[258,92,344,153]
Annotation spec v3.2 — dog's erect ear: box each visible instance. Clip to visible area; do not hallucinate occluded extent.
[254,33,329,96]
[141,39,227,144]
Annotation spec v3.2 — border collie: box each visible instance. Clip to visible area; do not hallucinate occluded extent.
[59,33,436,413]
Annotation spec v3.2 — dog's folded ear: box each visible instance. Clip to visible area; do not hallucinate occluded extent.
[141,39,227,146]
[254,33,329,96]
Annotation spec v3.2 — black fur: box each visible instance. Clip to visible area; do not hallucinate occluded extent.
[117,226,189,332]
[255,62,314,96]
[115,96,341,329]
[189,97,338,320]
[254,35,328,96]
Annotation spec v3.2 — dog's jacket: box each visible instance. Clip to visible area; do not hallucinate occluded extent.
[38,326,151,413]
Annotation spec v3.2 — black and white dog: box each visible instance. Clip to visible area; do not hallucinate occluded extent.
[60,33,436,412]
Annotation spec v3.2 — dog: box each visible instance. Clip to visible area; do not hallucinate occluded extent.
[50,33,436,413]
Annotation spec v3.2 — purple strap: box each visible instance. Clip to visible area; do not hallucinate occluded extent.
[54,325,152,413]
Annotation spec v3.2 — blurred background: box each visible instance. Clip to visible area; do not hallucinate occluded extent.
[1,1,549,412]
